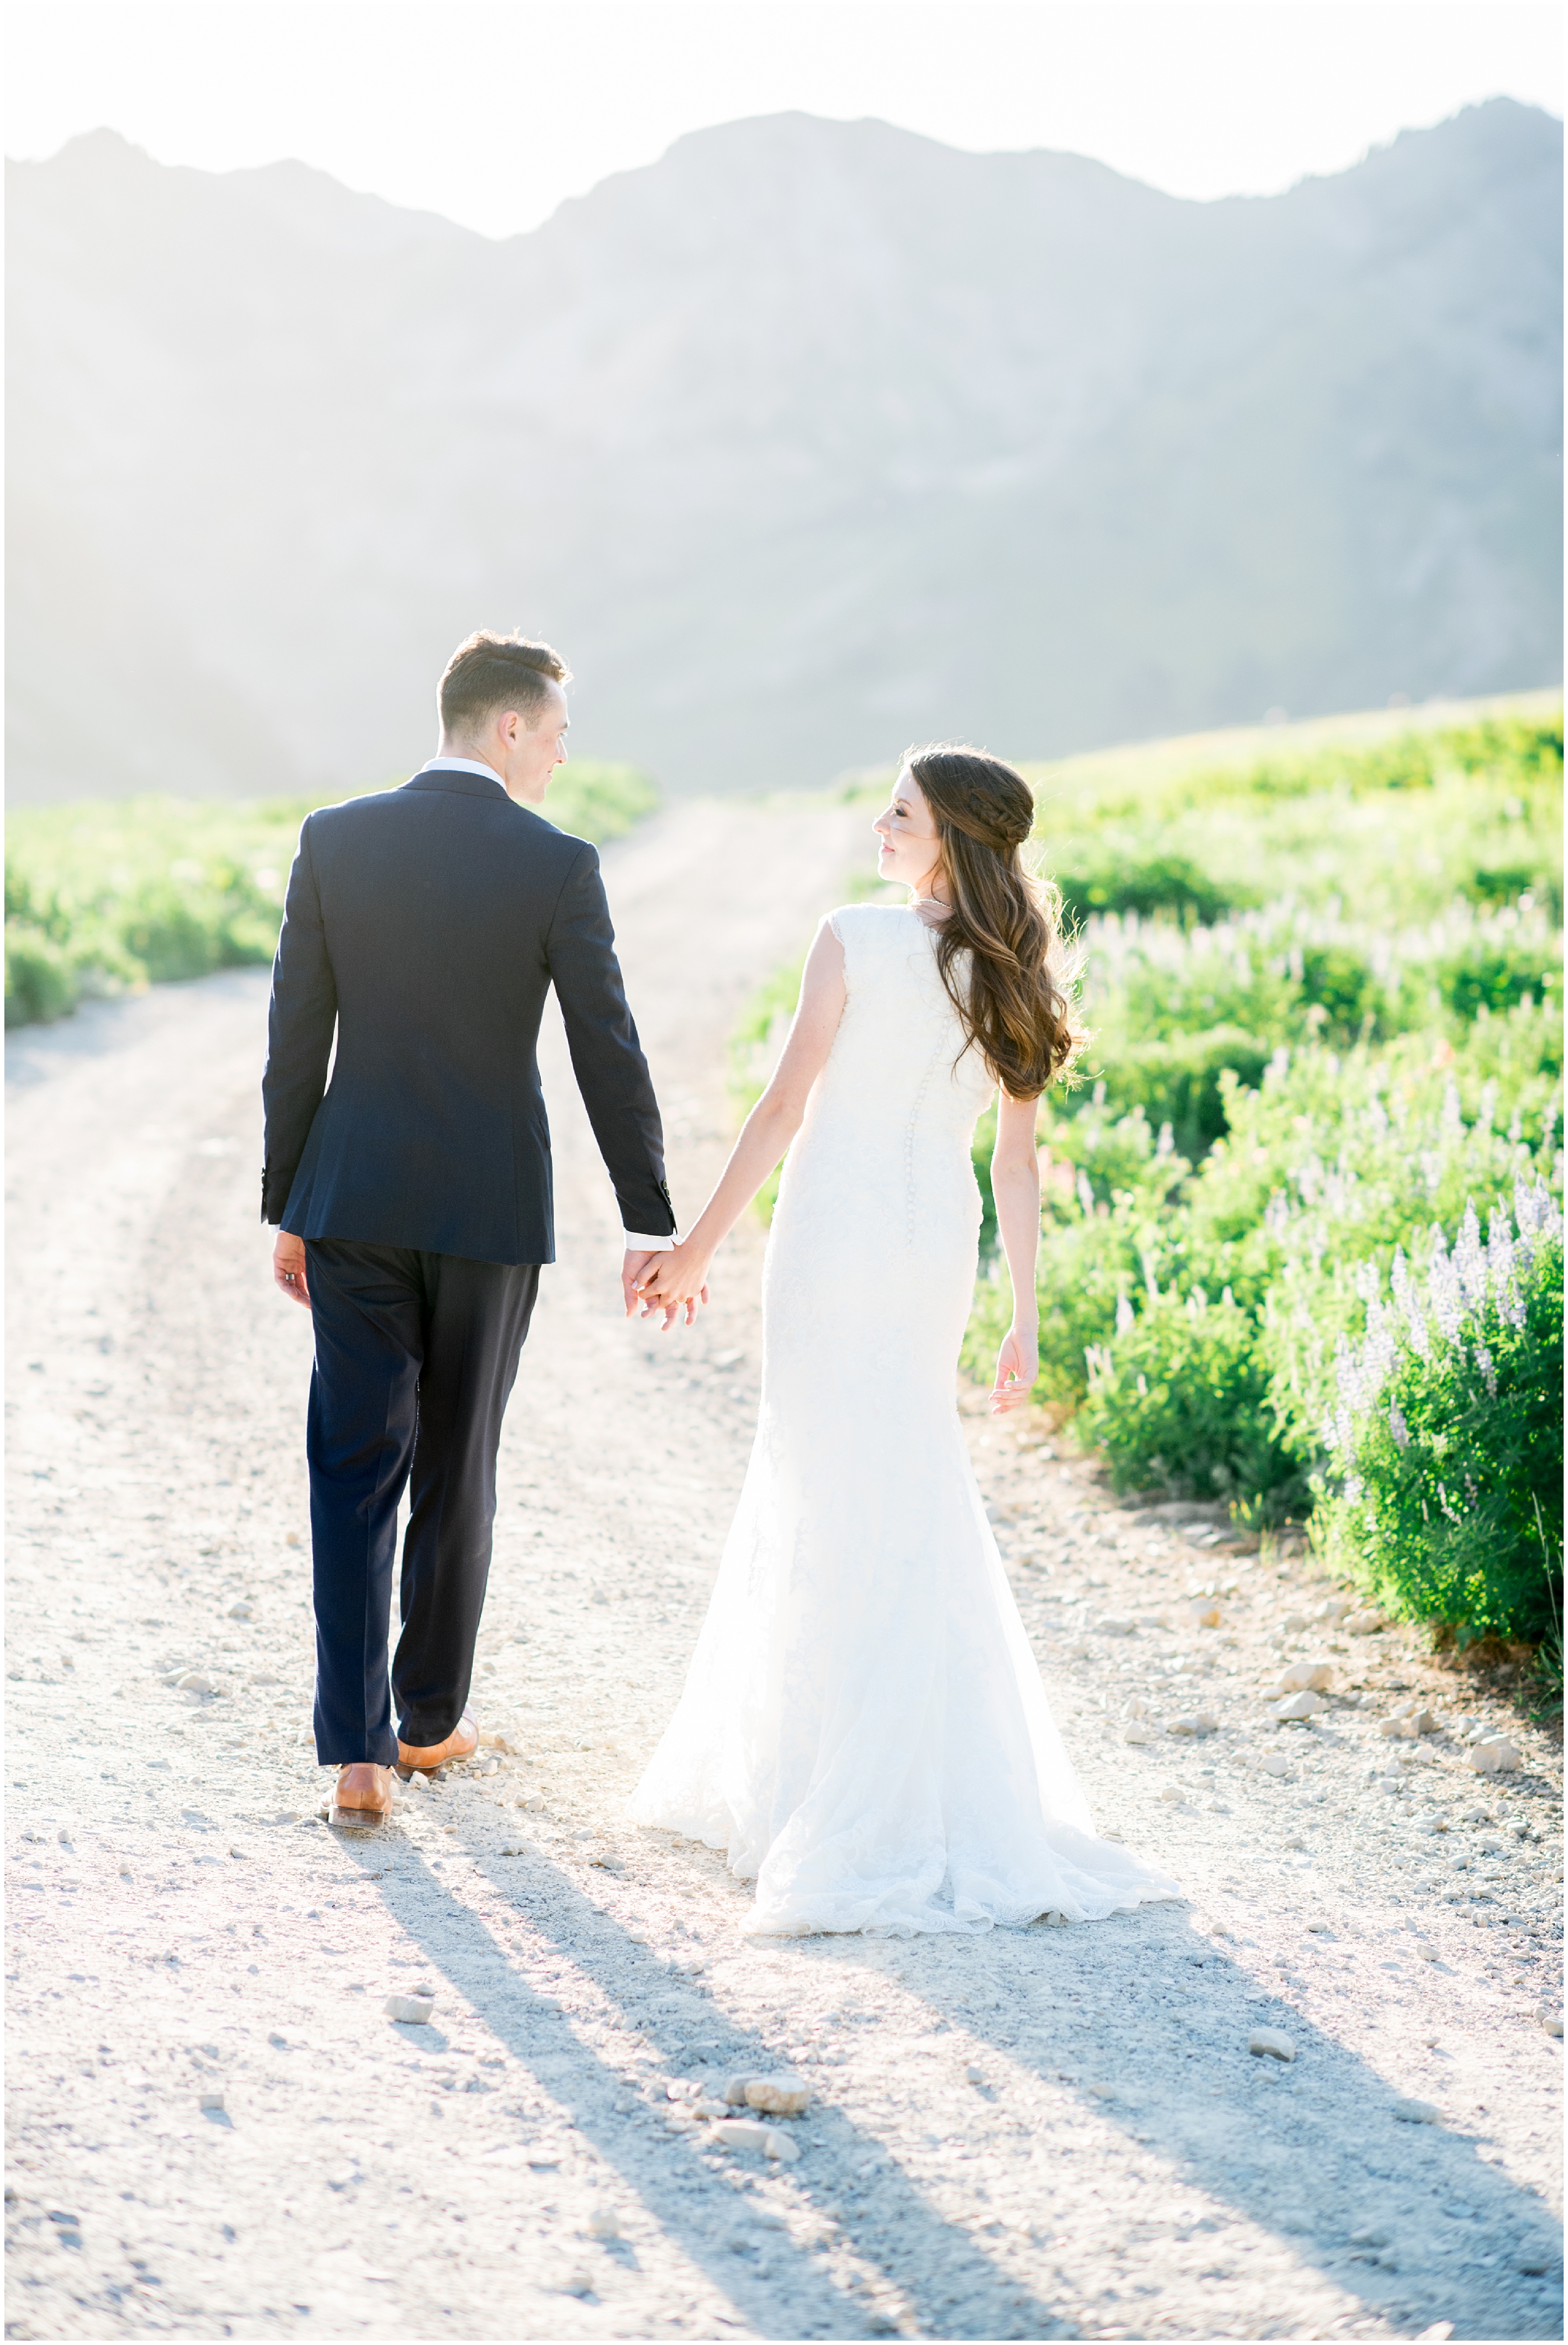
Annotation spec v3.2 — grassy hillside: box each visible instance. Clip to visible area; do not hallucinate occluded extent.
[4,763,659,1029]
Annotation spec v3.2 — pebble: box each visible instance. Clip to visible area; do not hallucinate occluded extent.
[1123,1723,1158,1745]
[712,2118,790,2159]
[1540,2012,1564,2038]
[1344,1609,1386,1634]
[1257,1750,1290,1778]
[1350,2223,1392,2248]
[744,2074,812,2115]
[586,2206,622,2241]
[965,2063,984,2085]
[1096,1615,1136,1637]
[1273,1660,1333,1693]
[1184,1598,1221,1629]
[1168,1712,1219,1736]
[1271,1691,1327,1721]
[1470,1738,1522,1774]
[175,1671,213,1695]
[1392,2097,1441,2124]
[384,1994,437,2024]
[1248,2028,1296,2061]
[227,1602,253,1621]
[198,2090,225,2112]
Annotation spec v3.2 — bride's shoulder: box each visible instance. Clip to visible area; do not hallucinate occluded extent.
[825,900,918,944]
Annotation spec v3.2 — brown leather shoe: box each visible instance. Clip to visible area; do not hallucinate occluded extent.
[397,1712,478,1775]
[329,1762,394,1831]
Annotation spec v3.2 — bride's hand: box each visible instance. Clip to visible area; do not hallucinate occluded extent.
[990,1325,1038,1415]
[635,1242,711,1329]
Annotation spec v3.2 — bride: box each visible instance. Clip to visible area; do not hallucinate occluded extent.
[630,745,1176,1937]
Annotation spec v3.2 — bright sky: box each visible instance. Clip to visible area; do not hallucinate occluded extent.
[6,1,1562,233]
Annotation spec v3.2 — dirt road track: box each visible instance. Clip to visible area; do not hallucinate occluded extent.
[6,797,1562,2341]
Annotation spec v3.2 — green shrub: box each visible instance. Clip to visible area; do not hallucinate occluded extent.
[1049,848,1250,927]
[4,923,78,1026]
[1029,709,1561,928]
[1068,898,1562,1153]
[1079,1284,1300,1504]
[1315,1191,1563,1646]
[968,1007,1561,1467]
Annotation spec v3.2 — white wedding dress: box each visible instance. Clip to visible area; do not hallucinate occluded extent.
[630,904,1177,1935]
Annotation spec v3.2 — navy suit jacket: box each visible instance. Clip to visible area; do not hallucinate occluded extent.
[261,767,675,1263]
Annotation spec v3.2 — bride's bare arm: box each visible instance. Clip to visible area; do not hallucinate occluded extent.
[635,917,848,1317]
[990,1089,1041,1413]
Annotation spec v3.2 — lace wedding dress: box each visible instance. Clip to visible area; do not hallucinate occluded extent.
[630,904,1177,1935]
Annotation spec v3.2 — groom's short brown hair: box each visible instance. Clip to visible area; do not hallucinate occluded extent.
[439,630,571,736]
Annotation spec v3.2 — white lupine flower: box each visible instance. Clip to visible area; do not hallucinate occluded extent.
[1473,1342,1498,1399]
[1115,1292,1135,1336]
[1076,1169,1095,1218]
[1426,1230,1464,1343]
[1390,1245,1414,1321]
[1388,1397,1410,1448]
[1453,1203,1486,1312]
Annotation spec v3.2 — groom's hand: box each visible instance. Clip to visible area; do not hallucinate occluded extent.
[272,1231,312,1309]
[622,1248,664,1321]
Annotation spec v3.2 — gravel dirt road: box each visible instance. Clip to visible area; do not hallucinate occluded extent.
[6,796,1562,2341]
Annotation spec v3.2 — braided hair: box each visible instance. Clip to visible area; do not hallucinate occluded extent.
[906,743,1079,1098]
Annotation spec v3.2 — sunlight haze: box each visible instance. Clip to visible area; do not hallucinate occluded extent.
[6,0,1562,235]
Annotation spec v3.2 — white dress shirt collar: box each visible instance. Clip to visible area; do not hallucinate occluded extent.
[418,755,507,787]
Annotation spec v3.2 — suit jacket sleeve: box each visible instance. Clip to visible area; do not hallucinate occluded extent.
[260,818,337,1225]
[546,844,676,1238]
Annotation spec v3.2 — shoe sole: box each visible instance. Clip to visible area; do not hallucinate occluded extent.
[396,1746,476,1776]
[328,1805,388,1832]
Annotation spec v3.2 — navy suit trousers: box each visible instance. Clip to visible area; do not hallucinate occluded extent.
[305,1240,540,1764]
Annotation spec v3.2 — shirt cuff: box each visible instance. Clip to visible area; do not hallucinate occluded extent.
[623,1230,676,1251]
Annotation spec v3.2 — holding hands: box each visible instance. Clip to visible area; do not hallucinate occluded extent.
[631,1241,711,1327]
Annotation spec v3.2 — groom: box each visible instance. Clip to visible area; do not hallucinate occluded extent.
[262,629,678,1830]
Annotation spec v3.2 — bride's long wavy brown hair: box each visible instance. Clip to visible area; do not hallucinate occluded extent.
[905,744,1080,1098]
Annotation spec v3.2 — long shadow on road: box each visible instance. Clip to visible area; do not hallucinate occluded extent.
[352,1831,1073,2340]
[811,1895,1562,2341]
[347,1824,1560,2341]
